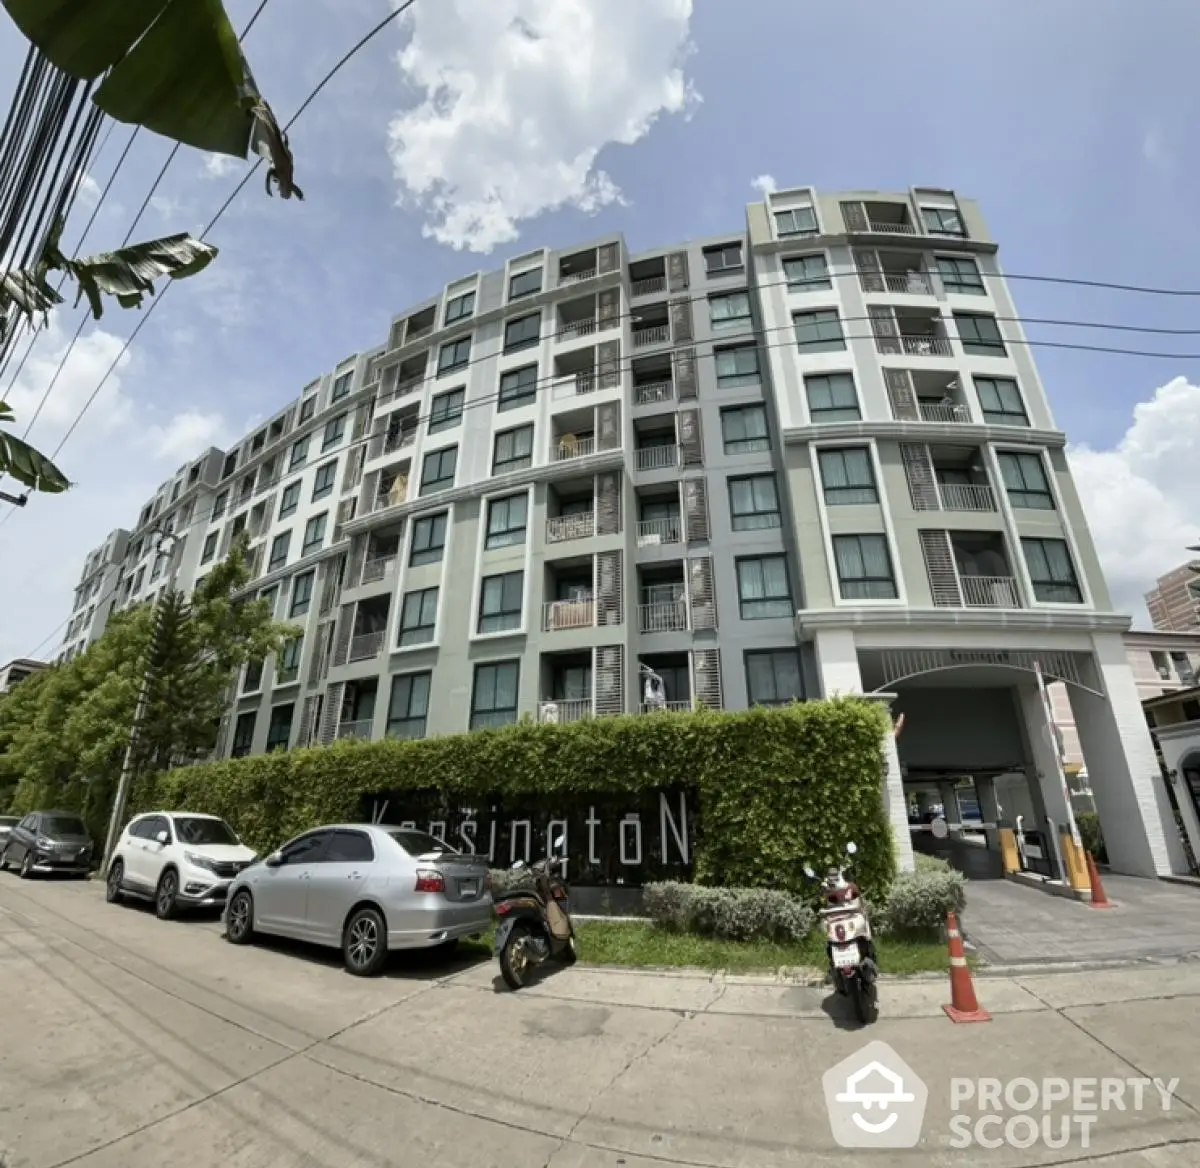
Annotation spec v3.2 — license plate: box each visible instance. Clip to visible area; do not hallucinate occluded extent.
[459,880,478,897]
[832,944,859,970]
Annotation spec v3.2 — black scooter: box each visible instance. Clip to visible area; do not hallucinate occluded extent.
[493,838,577,989]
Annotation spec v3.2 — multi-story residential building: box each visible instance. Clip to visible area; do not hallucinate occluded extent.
[60,186,1190,880]
[1145,560,1200,633]
[0,658,47,693]
[57,528,130,662]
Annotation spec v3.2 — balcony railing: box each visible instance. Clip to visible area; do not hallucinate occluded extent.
[898,334,953,356]
[558,318,597,340]
[559,268,597,286]
[632,324,670,348]
[635,443,679,471]
[959,575,1020,608]
[880,271,933,294]
[360,555,397,585]
[552,372,596,400]
[347,630,385,662]
[636,517,682,546]
[638,600,688,633]
[862,220,917,235]
[371,482,409,513]
[383,429,416,455]
[554,436,596,462]
[406,323,434,344]
[918,401,970,423]
[634,380,673,406]
[640,700,691,714]
[631,275,666,297]
[542,598,595,631]
[546,511,595,543]
[936,482,996,512]
[538,698,593,723]
[337,719,373,740]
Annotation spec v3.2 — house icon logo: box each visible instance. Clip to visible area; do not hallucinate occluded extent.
[823,1040,928,1148]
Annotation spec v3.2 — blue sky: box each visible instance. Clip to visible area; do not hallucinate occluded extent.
[3,0,1200,662]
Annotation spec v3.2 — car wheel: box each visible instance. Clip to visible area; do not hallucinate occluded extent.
[106,860,125,904]
[343,906,388,977]
[225,890,255,944]
[155,870,179,920]
[19,850,34,879]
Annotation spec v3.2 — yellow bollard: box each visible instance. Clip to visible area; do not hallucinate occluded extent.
[1059,831,1091,892]
[998,827,1020,875]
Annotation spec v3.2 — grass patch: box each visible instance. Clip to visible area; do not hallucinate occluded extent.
[464,920,953,976]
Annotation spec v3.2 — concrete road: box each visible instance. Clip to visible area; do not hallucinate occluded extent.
[2,877,1200,1168]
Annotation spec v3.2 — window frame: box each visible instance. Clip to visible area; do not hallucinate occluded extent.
[955,312,1007,356]
[420,446,458,494]
[774,206,819,238]
[301,512,327,557]
[266,704,294,752]
[444,290,475,326]
[321,413,346,452]
[478,570,525,634]
[922,206,966,237]
[997,451,1055,510]
[493,424,534,474]
[708,290,752,331]
[745,648,805,705]
[428,387,465,434]
[504,311,541,353]
[831,534,898,600]
[470,660,521,729]
[398,586,439,646]
[311,459,337,502]
[703,242,744,275]
[298,396,317,423]
[805,372,861,422]
[936,255,984,294]
[485,493,529,549]
[818,447,878,505]
[735,555,793,620]
[330,371,353,402]
[437,336,471,375]
[498,363,538,411]
[793,308,846,353]
[728,473,782,531]
[410,512,448,566]
[783,253,832,291]
[1021,537,1083,603]
[509,268,542,300]
[974,376,1029,426]
[278,480,301,519]
[387,672,432,739]
[714,344,760,388]
[268,531,291,572]
[230,712,256,758]
[289,570,314,617]
[200,531,218,563]
[720,404,770,455]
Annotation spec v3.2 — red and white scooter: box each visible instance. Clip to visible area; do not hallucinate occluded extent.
[805,842,880,1024]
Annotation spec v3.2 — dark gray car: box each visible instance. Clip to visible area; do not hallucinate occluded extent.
[0,810,94,878]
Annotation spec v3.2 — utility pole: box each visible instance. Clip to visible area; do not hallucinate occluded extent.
[102,528,181,869]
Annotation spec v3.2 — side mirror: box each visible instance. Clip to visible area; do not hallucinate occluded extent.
[264,851,283,868]
[155,830,169,845]
[846,842,857,855]
[512,859,526,870]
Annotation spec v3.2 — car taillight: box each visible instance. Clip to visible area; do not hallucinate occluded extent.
[494,901,511,915]
[414,869,444,893]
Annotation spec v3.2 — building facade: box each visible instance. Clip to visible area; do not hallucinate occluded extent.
[59,186,1189,879]
[1145,561,1200,633]
[0,658,47,693]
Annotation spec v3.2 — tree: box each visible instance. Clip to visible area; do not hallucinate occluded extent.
[0,399,69,493]
[0,537,294,838]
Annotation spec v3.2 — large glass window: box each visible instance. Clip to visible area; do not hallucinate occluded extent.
[471,661,520,729]
[998,452,1054,510]
[805,373,860,422]
[398,587,439,646]
[794,309,845,352]
[818,448,878,505]
[745,649,804,705]
[736,556,792,619]
[387,672,431,739]
[499,364,538,411]
[1022,538,1083,603]
[478,571,524,634]
[832,534,897,600]
[783,254,831,290]
[486,494,528,549]
[420,446,458,494]
[410,512,448,566]
[493,425,533,474]
[721,405,770,454]
[975,377,1028,426]
[728,474,781,531]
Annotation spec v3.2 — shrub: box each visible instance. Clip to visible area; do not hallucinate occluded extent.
[643,881,816,943]
[1076,811,1107,863]
[877,859,966,936]
[142,698,896,899]
[488,867,534,895]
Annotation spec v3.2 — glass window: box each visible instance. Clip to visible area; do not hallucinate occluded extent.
[486,494,528,549]
[975,377,1028,426]
[387,672,431,739]
[438,336,471,375]
[410,512,448,566]
[703,242,743,273]
[398,587,439,646]
[818,447,878,505]
[998,452,1054,510]
[493,424,533,474]
[709,291,751,331]
[721,405,770,454]
[311,459,337,501]
[471,661,520,729]
[322,413,346,451]
[832,534,897,600]
[1022,538,1082,603]
[268,531,290,572]
[728,474,781,531]
[955,312,1006,356]
[509,268,542,299]
[298,396,316,423]
[278,480,301,519]
[498,364,538,411]
[420,446,458,494]
[736,556,792,619]
[301,512,327,556]
[774,206,818,237]
[243,658,264,692]
[200,531,218,563]
[444,290,475,325]
[504,312,541,353]
[936,256,984,294]
[922,206,965,236]
[429,388,465,434]
[794,309,845,352]
[290,570,314,617]
[212,489,228,518]
[266,704,294,751]
[331,372,352,401]
[805,373,860,422]
[326,830,374,862]
[277,636,302,679]
[784,253,831,290]
[478,571,524,634]
[746,649,804,705]
[714,345,760,388]
[231,712,256,758]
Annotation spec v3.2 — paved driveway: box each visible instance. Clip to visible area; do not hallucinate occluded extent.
[964,874,1200,965]
[3,874,1200,1167]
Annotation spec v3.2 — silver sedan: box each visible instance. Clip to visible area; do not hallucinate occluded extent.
[222,824,493,976]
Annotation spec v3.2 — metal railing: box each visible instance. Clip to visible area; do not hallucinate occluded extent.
[546,511,595,543]
[635,443,679,471]
[936,482,996,512]
[538,698,593,723]
[337,719,373,740]
[959,575,1020,608]
[347,630,385,662]
[864,220,917,234]
[898,334,953,356]
[632,324,670,348]
[360,555,397,585]
[881,271,933,294]
[638,600,688,633]
[918,401,970,423]
[631,275,666,297]
[634,380,672,405]
[542,598,595,631]
[636,517,681,546]
[639,700,691,714]
[557,318,597,340]
[383,429,416,455]
[558,267,597,285]
[553,436,596,462]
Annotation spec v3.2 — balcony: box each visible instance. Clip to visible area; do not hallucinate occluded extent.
[629,257,667,299]
[936,481,995,512]
[842,199,916,235]
[635,444,676,472]
[360,554,398,586]
[636,516,682,547]
[553,433,596,462]
[887,370,972,423]
[632,275,666,297]
[542,597,595,631]
[383,426,416,456]
[558,317,597,341]
[921,530,1023,609]
[634,379,672,406]
[347,629,385,662]
[919,400,970,423]
[640,700,691,713]
[558,248,600,286]
[857,250,933,296]
[395,306,435,349]
[960,575,1021,607]
[547,511,595,543]
[633,323,670,348]
[638,573,687,633]
[538,698,593,723]
[900,333,953,356]
[368,464,410,514]
[552,371,596,401]
[638,653,691,712]
[337,719,373,740]
[638,597,687,634]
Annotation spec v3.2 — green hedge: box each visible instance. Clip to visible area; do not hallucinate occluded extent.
[139,697,897,896]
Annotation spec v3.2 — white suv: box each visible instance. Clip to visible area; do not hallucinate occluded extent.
[106,812,258,919]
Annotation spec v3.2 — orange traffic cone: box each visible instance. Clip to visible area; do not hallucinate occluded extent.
[943,911,991,1023]
[1085,852,1113,909]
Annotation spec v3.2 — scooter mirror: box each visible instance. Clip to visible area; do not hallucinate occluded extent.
[846,842,857,855]
[552,834,565,852]
[803,865,816,879]
[512,859,526,870]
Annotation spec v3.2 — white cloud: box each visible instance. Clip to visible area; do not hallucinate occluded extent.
[141,410,230,463]
[202,153,238,179]
[1068,376,1200,624]
[73,172,101,208]
[387,0,699,252]
[750,174,777,196]
[148,193,185,220]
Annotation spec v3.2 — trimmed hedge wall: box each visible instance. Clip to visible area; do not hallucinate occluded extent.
[138,697,897,896]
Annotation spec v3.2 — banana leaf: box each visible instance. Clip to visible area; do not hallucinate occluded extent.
[0,267,64,340]
[0,402,69,493]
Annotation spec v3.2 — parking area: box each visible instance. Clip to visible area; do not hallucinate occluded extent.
[4,874,1200,1167]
